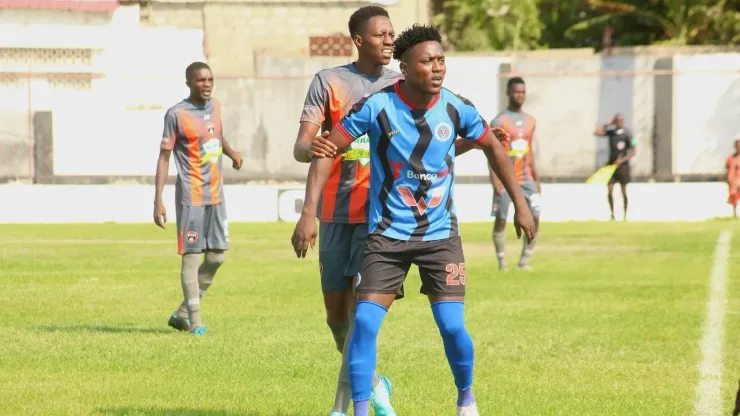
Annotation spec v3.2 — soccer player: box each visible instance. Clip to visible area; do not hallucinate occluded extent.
[153,61,243,336]
[487,77,541,271]
[291,24,536,416]
[292,6,401,416]
[726,139,740,218]
[594,113,636,220]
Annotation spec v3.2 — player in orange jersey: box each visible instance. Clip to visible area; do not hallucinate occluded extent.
[726,139,740,218]
[154,62,243,336]
[488,77,541,271]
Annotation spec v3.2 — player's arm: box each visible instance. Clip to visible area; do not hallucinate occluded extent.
[615,133,637,166]
[221,136,243,170]
[294,74,336,162]
[291,96,376,257]
[530,123,541,192]
[727,158,732,184]
[488,165,503,195]
[594,116,615,136]
[154,111,176,229]
[454,138,476,156]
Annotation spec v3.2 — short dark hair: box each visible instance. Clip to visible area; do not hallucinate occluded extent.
[185,61,211,80]
[392,24,442,61]
[507,77,525,91]
[348,6,389,37]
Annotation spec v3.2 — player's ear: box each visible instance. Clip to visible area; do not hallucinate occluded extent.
[399,61,408,76]
[352,34,363,49]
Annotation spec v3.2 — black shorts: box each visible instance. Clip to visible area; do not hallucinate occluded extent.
[609,164,631,185]
[358,235,467,297]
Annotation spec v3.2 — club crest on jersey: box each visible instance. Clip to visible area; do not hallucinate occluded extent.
[206,122,215,136]
[186,231,199,244]
[397,186,445,215]
[434,122,453,142]
[616,141,626,150]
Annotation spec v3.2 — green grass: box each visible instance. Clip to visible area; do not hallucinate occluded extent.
[1,221,740,415]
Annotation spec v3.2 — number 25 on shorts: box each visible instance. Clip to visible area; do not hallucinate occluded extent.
[446,263,466,286]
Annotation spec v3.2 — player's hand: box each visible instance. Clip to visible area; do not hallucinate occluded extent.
[291,215,317,258]
[232,153,244,170]
[491,127,510,144]
[614,158,623,167]
[310,131,337,158]
[153,201,167,229]
[512,203,536,243]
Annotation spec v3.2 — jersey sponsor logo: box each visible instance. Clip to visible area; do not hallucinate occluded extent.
[202,138,222,164]
[508,138,529,158]
[434,122,453,142]
[389,161,449,180]
[397,185,445,215]
[342,133,370,166]
[406,169,448,181]
[616,141,626,150]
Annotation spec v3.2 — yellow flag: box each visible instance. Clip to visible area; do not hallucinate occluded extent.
[586,165,617,184]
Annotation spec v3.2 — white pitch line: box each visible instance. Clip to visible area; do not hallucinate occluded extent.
[693,230,732,416]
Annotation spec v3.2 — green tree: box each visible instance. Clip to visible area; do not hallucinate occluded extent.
[433,0,543,51]
[538,0,601,49]
[565,0,740,46]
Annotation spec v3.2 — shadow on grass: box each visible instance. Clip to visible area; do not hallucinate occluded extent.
[96,408,310,416]
[36,325,171,335]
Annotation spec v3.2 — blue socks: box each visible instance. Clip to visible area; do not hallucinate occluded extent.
[353,399,369,416]
[348,300,388,403]
[432,301,475,406]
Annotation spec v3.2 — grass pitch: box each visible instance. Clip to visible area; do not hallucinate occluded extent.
[2,221,740,415]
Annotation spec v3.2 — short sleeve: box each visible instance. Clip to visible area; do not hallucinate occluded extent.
[299,73,328,126]
[160,110,178,150]
[628,129,637,147]
[489,115,502,128]
[457,97,489,143]
[336,96,376,143]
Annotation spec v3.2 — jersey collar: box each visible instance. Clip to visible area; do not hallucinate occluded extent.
[394,80,440,110]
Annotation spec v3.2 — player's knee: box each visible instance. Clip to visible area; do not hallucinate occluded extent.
[352,301,387,340]
[493,220,507,233]
[327,319,350,352]
[431,301,467,338]
[204,250,225,268]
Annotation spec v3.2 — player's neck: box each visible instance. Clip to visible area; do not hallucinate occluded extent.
[398,81,436,109]
[352,59,384,77]
[186,96,209,106]
[507,104,522,112]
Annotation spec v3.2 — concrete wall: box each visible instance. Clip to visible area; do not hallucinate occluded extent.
[673,53,740,175]
[0,182,733,223]
[140,0,429,76]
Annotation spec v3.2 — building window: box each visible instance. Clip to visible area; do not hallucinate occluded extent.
[309,35,352,57]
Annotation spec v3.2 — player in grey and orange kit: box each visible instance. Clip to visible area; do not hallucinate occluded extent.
[488,77,541,271]
[153,61,243,336]
[291,6,400,416]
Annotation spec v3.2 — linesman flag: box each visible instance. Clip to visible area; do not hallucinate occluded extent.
[586,165,617,185]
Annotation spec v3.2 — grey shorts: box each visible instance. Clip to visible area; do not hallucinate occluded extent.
[318,222,404,299]
[176,203,229,255]
[492,181,541,220]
